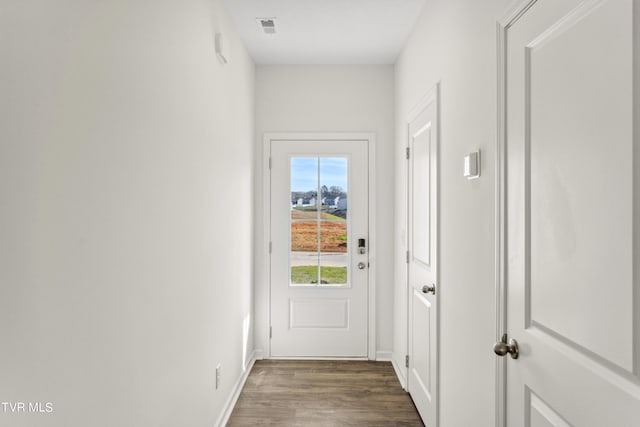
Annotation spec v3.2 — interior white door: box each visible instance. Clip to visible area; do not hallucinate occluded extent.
[269,139,369,357]
[407,88,438,425]
[503,0,640,425]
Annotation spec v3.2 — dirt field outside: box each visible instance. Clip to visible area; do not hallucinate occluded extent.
[291,221,347,253]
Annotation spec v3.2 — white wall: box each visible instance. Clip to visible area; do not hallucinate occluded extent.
[393,0,508,426]
[254,65,395,357]
[0,1,254,426]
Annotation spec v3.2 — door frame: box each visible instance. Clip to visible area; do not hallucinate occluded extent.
[495,2,538,427]
[405,83,440,423]
[262,132,377,360]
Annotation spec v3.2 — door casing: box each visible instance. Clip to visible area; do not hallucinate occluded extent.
[495,3,534,425]
[496,4,541,425]
[405,84,440,425]
[262,133,377,360]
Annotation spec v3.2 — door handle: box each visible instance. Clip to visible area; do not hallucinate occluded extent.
[422,284,435,295]
[493,334,519,359]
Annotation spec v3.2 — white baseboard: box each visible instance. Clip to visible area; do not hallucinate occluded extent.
[215,349,260,427]
[253,349,264,360]
[267,356,368,361]
[375,351,393,361]
[256,349,390,361]
[391,354,407,390]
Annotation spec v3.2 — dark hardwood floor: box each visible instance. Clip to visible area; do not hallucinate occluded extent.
[227,360,424,426]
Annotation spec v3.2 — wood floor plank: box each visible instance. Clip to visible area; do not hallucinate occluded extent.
[227,360,424,426]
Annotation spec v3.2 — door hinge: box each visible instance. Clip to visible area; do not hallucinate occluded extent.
[406,251,410,263]
[269,326,272,339]
[269,241,272,254]
[405,355,409,368]
[269,157,272,169]
[406,147,410,160]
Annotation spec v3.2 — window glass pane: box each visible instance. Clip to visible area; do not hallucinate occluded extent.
[290,220,319,285]
[320,221,347,253]
[318,264,348,285]
[320,157,348,220]
[291,157,319,221]
[291,264,319,284]
[320,221,348,285]
[319,158,348,285]
[290,219,319,285]
[289,156,349,286]
[290,157,319,285]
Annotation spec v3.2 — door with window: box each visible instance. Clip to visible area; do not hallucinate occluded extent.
[269,139,369,357]
[501,0,640,425]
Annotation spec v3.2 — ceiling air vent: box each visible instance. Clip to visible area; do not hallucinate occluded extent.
[256,17,277,34]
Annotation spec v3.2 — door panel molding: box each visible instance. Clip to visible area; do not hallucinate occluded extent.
[262,133,377,360]
[526,387,572,427]
[289,298,350,329]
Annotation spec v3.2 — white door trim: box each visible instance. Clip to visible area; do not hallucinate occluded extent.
[406,83,440,424]
[403,90,440,387]
[262,132,377,360]
[635,0,640,382]
[495,2,538,427]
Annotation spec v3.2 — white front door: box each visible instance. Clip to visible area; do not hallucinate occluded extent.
[407,87,439,425]
[269,139,369,357]
[503,0,640,425]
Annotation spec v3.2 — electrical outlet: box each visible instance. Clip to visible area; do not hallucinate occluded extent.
[215,364,221,390]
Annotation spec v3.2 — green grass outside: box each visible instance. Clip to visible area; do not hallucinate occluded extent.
[292,207,344,221]
[321,213,345,221]
[291,265,347,284]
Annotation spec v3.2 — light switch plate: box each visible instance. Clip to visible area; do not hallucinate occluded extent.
[464,151,480,179]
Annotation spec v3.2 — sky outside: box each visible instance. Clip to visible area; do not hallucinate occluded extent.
[290,157,348,193]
